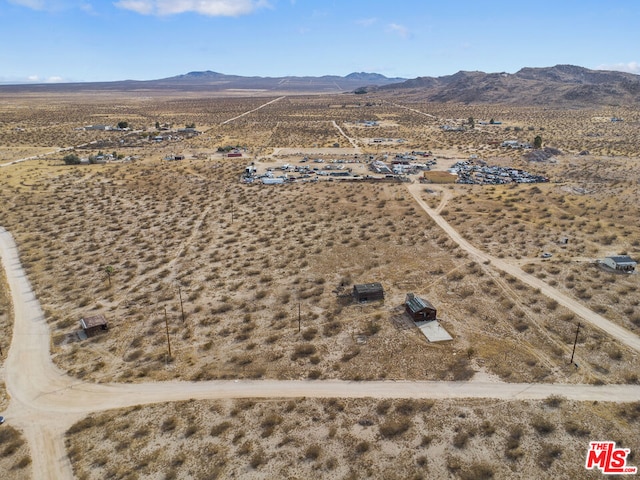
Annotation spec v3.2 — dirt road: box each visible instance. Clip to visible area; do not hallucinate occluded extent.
[3,217,640,479]
[332,120,362,152]
[406,183,640,354]
[219,96,285,125]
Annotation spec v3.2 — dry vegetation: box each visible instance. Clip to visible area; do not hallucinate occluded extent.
[0,424,31,479]
[2,158,637,385]
[65,396,640,480]
[441,158,640,338]
[1,91,640,477]
[0,267,11,410]
[0,95,639,387]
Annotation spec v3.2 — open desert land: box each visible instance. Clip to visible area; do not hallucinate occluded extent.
[0,92,639,479]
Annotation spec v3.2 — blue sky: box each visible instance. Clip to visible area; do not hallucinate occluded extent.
[1,0,639,83]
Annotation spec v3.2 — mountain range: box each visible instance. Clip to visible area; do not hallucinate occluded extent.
[1,65,639,106]
[0,71,404,94]
[366,65,640,106]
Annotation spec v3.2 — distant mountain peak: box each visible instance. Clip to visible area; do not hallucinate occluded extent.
[373,64,640,106]
[180,70,224,77]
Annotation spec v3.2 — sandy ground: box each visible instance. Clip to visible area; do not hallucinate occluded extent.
[3,212,640,479]
[1,97,639,478]
[406,182,640,353]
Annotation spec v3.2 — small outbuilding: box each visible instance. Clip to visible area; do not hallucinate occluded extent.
[353,283,384,302]
[405,293,437,322]
[603,255,637,272]
[80,314,109,337]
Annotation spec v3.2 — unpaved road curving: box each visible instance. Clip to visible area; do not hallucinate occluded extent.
[3,219,640,479]
[406,183,640,354]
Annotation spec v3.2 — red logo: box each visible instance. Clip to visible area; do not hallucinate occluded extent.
[586,442,637,475]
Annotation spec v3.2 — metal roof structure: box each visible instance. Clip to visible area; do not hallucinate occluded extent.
[605,255,636,265]
[405,293,436,314]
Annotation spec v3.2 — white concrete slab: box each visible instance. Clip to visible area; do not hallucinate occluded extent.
[416,320,453,342]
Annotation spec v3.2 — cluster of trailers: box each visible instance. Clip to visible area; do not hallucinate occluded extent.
[450,161,549,185]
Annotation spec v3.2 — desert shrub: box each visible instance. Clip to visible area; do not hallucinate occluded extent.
[67,416,97,435]
[460,462,494,480]
[379,418,411,438]
[453,431,470,449]
[564,420,590,437]
[449,357,475,381]
[543,395,565,408]
[302,327,317,341]
[479,420,495,437]
[291,343,316,360]
[537,443,562,469]
[355,441,370,455]
[323,321,342,337]
[305,444,322,461]
[420,434,434,447]
[375,400,392,416]
[505,425,524,461]
[531,416,555,435]
[261,413,283,437]
[341,347,360,362]
[161,416,177,433]
[13,456,32,469]
[395,399,416,416]
[250,451,267,468]
[616,402,640,423]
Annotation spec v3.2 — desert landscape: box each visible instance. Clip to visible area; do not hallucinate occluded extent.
[0,77,639,479]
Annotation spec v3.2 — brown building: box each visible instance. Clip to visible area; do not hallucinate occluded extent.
[80,314,109,337]
[353,283,384,302]
[405,293,437,322]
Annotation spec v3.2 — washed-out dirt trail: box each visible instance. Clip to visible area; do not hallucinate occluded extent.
[3,213,640,479]
[406,182,640,354]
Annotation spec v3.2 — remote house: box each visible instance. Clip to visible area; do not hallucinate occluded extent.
[603,255,637,273]
[405,293,437,322]
[353,283,384,302]
[80,314,109,337]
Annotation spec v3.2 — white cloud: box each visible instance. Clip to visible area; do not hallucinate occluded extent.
[45,76,64,83]
[597,61,640,74]
[387,23,410,39]
[27,75,40,81]
[114,0,269,16]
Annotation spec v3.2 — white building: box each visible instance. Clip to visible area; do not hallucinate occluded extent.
[603,255,636,272]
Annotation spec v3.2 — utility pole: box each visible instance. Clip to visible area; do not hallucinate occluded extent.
[298,302,301,333]
[178,285,186,324]
[164,307,172,358]
[231,203,234,224]
[570,322,581,364]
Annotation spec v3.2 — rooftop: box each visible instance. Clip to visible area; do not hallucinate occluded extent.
[81,314,107,329]
[405,293,436,314]
[353,283,383,294]
[606,255,636,264]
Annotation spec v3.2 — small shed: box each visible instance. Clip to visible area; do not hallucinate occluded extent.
[603,255,637,272]
[80,314,109,337]
[405,293,437,322]
[353,283,384,302]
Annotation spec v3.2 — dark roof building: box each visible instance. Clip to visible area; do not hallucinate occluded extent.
[405,293,437,322]
[80,314,109,337]
[353,283,384,302]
